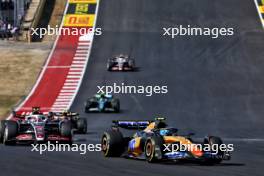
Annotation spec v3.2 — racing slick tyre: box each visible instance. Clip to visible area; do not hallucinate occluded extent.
[60,121,72,138]
[84,98,97,113]
[204,136,224,164]
[0,120,7,143]
[3,121,18,145]
[76,118,87,134]
[84,101,91,113]
[111,99,120,113]
[144,136,164,163]
[101,130,125,157]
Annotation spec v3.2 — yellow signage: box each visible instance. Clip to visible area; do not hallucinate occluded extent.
[64,14,95,27]
[259,6,264,13]
[75,3,89,14]
[69,0,97,3]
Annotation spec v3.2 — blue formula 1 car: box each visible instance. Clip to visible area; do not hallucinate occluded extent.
[101,118,231,164]
[84,94,120,113]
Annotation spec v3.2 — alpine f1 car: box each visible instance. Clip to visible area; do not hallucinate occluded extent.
[101,118,231,164]
[84,94,120,113]
[107,54,135,71]
[0,113,72,145]
[47,111,87,134]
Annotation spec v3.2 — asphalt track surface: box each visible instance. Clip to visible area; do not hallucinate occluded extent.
[1,0,264,176]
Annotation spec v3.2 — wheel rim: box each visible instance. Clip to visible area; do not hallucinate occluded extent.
[146,142,153,157]
[102,136,108,153]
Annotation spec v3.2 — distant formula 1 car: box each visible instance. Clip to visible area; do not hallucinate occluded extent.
[0,113,72,145]
[101,118,231,164]
[10,107,87,134]
[107,54,135,71]
[84,94,120,113]
[48,111,87,134]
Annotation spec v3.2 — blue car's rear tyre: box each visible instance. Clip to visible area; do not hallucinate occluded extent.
[101,130,124,157]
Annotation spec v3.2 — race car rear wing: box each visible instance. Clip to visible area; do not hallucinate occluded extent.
[112,118,166,130]
[112,120,153,129]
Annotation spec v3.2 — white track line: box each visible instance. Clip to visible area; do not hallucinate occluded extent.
[75,54,88,57]
[79,42,90,45]
[71,64,85,66]
[60,90,76,93]
[72,61,86,64]
[64,83,79,86]
[65,80,79,83]
[67,75,81,79]
[68,71,82,74]
[73,56,87,59]
[70,68,83,71]
[59,92,75,94]
[76,50,89,53]
[77,46,90,50]
[61,87,76,90]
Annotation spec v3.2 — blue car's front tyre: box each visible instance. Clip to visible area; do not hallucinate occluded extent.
[144,136,164,163]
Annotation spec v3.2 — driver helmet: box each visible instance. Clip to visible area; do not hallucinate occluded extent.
[155,121,167,129]
[32,107,41,115]
[159,129,169,136]
[159,128,178,136]
[62,109,69,116]
[100,93,106,99]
